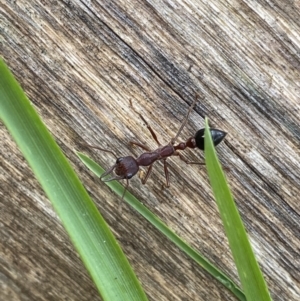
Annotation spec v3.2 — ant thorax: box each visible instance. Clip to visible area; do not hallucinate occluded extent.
[136,145,174,167]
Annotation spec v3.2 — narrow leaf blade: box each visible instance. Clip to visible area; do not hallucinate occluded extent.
[78,152,246,301]
[0,59,148,301]
[204,118,272,301]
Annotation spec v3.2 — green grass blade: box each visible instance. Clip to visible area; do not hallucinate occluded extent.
[0,59,148,301]
[204,118,272,301]
[78,152,246,301]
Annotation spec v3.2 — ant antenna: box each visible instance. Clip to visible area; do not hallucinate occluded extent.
[100,163,120,181]
[81,143,118,159]
[171,94,200,145]
[83,142,130,201]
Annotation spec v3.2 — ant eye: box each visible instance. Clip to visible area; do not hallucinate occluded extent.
[126,172,134,179]
[116,157,123,163]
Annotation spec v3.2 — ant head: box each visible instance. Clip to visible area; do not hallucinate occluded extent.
[101,156,139,182]
[115,156,139,179]
[195,128,227,150]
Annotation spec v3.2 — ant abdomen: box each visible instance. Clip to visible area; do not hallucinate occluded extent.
[195,129,227,150]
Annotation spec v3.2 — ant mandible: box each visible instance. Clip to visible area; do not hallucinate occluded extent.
[85,95,226,198]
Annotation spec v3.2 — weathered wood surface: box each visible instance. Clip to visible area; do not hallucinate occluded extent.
[1,1,299,300]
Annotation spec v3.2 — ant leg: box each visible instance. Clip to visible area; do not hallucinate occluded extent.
[139,114,161,146]
[81,143,118,159]
[129,140,151,152]
[116,178,129,214]
[141,164,154,185]
[171,94,200,145]
[176,152,230,171]
[129,99,161,146]
[121,178,129,200]
[163,159,170,187]
[175,152,205,165]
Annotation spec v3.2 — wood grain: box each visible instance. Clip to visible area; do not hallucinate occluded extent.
[1,0,299,300]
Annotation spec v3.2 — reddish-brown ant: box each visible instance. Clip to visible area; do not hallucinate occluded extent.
[85,95,226,198]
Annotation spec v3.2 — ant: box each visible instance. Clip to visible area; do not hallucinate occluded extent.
[85,95,226,199]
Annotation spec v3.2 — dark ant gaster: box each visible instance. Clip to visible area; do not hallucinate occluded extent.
[85,95,226,199]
